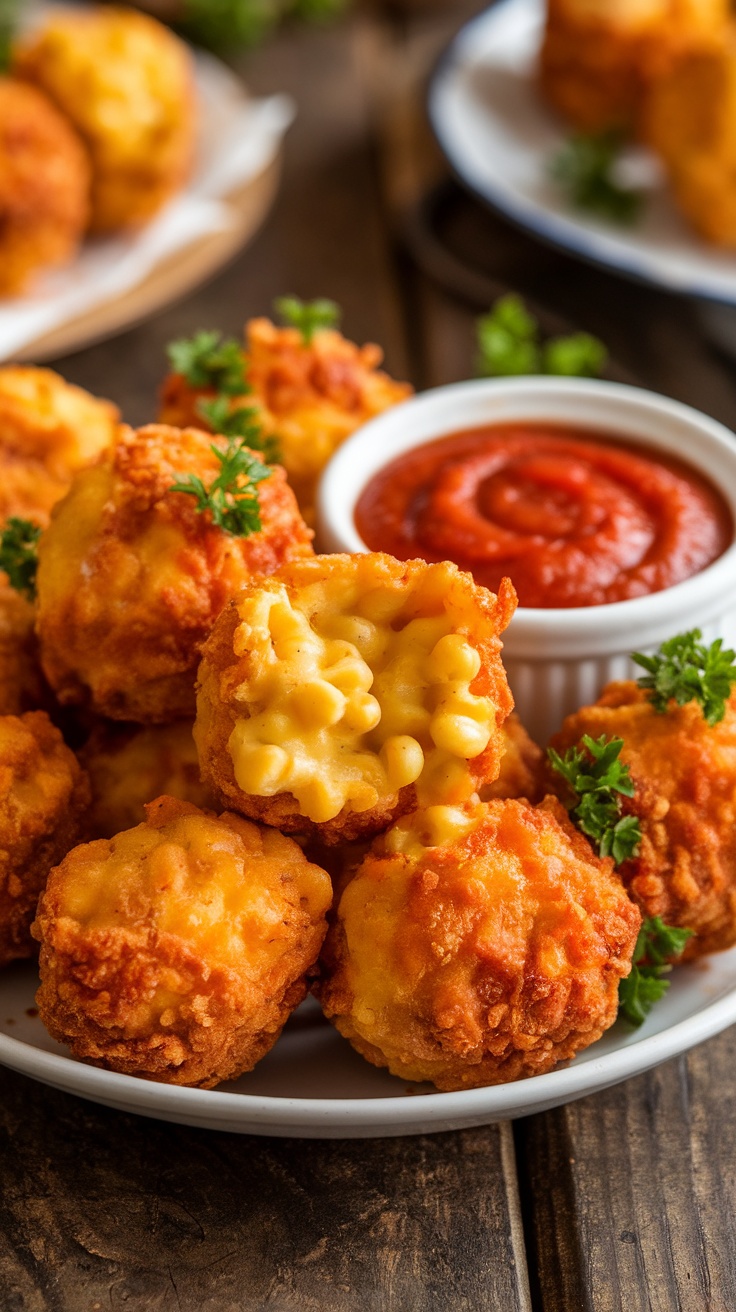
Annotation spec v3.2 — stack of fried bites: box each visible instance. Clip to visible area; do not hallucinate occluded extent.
[3,311,736,1094]
[0,4,195,294]
[539,0,736,245]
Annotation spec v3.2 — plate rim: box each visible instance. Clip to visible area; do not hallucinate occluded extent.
[427,0,736,305]
[2,962,736,1135]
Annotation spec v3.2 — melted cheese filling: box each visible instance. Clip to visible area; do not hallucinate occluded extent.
[227,578,497,823]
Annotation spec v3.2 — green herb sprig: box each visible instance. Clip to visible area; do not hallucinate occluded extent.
[176,0,347,53]
[548,733,642,865]
[0,0,20,74]
[167,330,248,396]
[274,296,341,344]
[476,294,607,379]
[551,132,644,225]
[618,916,694,1026]
[197,396,281,464]
[633,630,736,727]
[171,439,272,537]
[0,518,42,600]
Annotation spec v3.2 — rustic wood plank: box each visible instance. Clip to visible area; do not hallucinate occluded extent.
[0,1065,532,1312]
[517,1026,736,1312]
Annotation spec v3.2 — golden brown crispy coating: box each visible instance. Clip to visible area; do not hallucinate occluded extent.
[0,711,89,968]
[315,797,640,1090]
[33,796,333,1087]
[0,366,119,526]
[0,581,47,717]
[0,77,90,295]
[540,0,729,134]
[35,424,312,723]
[159,318,412,524]
[14,8,195,233]
[195,553,516,843]
[548,681,736,956]
[642,24,736,245]
[481,713,544,802]
[80,719,213,840]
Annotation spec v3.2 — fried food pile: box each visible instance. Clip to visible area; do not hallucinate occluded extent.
[539,0,736,245]
[14,7,195,235]
[2,343,734,1096]
[0,5,195,293]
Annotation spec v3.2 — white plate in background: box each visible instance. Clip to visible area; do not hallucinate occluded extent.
[1,954,735,1138]
[429,0,736,303]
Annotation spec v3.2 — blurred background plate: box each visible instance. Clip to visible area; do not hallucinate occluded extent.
[429,0,736,304]
[2,43,293,363]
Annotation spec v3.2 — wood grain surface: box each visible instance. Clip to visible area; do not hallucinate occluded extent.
[4,2,736,1308]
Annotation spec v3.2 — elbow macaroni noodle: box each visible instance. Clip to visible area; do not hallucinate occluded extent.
[227,574,498,823]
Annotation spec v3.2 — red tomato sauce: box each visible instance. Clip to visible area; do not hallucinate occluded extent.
[354,424,732,608]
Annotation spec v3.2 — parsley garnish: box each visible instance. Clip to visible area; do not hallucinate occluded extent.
[171,439,272,537]
[167,330,248,396]
[0,0,20,74]
[618,916,694,1026]
[548,733,642,865]
[633,630,736,727]
[274,296,341,344]
[476,295,607,379]
[0,518,41,600]
[551,132,644,225]
[196,396,281,464]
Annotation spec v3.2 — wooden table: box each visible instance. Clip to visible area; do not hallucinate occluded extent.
[3,4,736,1308]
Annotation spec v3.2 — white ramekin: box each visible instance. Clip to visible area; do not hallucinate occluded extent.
[316,377,736,742]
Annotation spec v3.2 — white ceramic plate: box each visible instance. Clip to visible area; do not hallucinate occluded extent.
[2,953,735,1137]
[428,0,736,303]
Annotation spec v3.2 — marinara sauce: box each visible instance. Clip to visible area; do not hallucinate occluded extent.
[354,424,732,608]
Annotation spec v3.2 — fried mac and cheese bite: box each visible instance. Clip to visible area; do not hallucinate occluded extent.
[14,7,195,233]
[548,682,736,957]
[33,796,333,1087]
[0,366,119,525]
[642,25,736,245]
[0,711,89,968]
[35,424,312,723]
[81,719,212,840]
[540,0,729,134]
[159,317,412,523]
[481,713,544,803]
[0,77,90,295]
[0,583,47,717]
[315,797,640,1090]
[195,553,516,843]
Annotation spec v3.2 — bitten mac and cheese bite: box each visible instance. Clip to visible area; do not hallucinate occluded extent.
[0,711,89,968]
[36,424,312,723]
[316,797,640,1090]
[195,553,516,842]
[33,796,333,1087]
